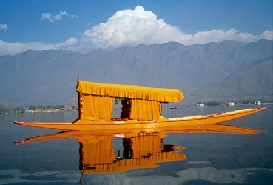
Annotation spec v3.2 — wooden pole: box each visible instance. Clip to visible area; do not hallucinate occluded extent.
[77,74,81,119]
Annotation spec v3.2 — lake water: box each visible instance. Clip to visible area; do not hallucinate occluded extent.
[0,104,272,185]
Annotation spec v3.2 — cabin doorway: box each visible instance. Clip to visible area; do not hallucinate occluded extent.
[112,98,131,119]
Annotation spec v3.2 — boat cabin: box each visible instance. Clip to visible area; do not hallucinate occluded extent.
[76,79,183,121]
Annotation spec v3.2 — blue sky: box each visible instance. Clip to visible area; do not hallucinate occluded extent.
[0,0,272,56]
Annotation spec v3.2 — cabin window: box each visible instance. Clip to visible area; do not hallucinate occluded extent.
[121,98,131,118]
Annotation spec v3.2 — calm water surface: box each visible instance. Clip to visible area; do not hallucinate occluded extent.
[0,104,272,185]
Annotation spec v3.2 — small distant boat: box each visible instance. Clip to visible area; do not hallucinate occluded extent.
[170,106,178,109]
[14,75,266,131]
[196,103,204,107]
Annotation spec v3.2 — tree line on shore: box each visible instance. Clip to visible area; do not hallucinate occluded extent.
[1,97,272,114]
[0,103,69,114]
[197,97,273,106]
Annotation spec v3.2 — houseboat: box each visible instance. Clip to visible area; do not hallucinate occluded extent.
[14,76,266,131]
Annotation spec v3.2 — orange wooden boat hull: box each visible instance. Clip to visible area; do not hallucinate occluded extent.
[13,107,266,131]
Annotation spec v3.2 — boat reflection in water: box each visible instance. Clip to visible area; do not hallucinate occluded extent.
[15,123,263,177]
[79,132,186,174]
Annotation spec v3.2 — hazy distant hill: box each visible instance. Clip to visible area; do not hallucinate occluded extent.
[193,57,273,101]
[0,39,272,106]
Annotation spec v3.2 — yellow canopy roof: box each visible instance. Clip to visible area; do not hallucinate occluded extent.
[77,80,183,102]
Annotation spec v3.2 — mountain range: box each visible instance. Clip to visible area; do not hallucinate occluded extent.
[0,39,272,106]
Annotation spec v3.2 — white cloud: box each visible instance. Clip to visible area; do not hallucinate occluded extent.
[81,6,187,49]
[79,6,272,51]
[65,37,78,45]
[55,37,79,50]
[0,6,272,56]
[183,28,261,45]
[41,11,72,22]
[0,40,55,56]
[71,15,79,19]
[0,23,8,31]
[54,11,68,20]
[41,13,54,22]
[260,30,273,40]
[0,37,80,56]
[0,38,79,56]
